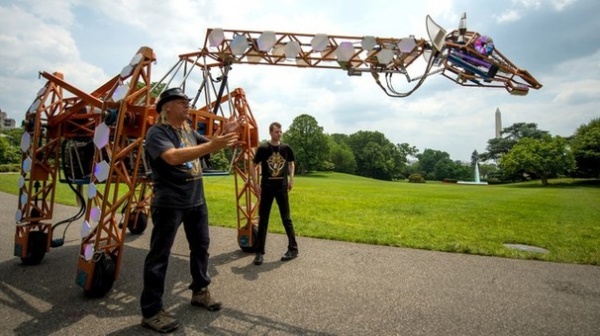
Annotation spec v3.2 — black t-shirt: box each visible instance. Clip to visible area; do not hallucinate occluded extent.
[253,142,295,189]
[145,123,208,208]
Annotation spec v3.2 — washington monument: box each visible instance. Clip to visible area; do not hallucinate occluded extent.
[495,107,502,139]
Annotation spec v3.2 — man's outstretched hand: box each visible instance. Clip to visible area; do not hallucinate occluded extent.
[223,115,243,135]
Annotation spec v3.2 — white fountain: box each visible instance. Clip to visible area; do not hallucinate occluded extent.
[457,161,488,185]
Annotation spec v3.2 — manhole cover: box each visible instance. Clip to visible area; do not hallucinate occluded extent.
[503,243,549,254]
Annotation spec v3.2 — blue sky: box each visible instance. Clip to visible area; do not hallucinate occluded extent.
[1,0,598,161]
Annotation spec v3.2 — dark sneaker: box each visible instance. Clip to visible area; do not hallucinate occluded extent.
[281,250,298,261]
[191,287,222,311]
[141,309,180,333]
[253,253,264,265]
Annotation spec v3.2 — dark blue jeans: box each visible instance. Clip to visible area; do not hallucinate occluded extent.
[140,204,211,318]
[256,186,298,254]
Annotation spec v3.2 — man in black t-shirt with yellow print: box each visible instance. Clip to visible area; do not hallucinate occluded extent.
[251,122,299,266]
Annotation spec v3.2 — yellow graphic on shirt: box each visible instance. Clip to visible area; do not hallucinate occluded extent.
[267,152,286,177]
[178,129,201,176]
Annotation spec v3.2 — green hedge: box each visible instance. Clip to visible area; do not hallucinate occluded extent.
[0,164,21,173]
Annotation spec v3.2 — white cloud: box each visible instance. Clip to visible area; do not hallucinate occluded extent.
[495,10,522,23]
[519,0,578,11]
[496,0,578,23]
[514,0,543,10]
[0,3,108,122]
[22,0,78,26]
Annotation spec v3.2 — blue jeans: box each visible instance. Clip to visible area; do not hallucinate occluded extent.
[140,204,211,318]
[256,186,298,254]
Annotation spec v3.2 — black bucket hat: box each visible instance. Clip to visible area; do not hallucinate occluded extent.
[156,87,191,113]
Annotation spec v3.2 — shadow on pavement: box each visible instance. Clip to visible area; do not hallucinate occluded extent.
[1,237,328,335]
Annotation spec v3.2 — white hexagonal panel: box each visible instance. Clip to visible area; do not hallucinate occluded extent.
[112,83,129,102]
[377,49,394,65]
[398,38,416,53]
[29,99,41,113]
[18,176,24,189]
[93,123,110,149]
[231,35,249,56]
[94,160,110,183]
[22,157,32,174]
[361,36,377,51]
[87,182,97,199]
[120,64,133,79]
[336,42,355,62]
[15,209,22,222]
[20,132,30,153]
[86,105,101,114]
[130,52,143,65]
[84,243,94,261]
[20,192,27,205]
[257,31,276,52]
[311,34,329,52]
[80,220,91,237]
[284,41,301,60]
[208,28,224,47]
[37,86,46,97]
[90,206,102,223]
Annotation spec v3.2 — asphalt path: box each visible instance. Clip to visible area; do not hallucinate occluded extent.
[0,190,599,335]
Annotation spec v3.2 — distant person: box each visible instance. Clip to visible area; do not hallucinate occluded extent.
[250,122,298,265]
[140,87,239,333]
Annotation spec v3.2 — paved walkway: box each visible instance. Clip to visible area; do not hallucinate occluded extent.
[0,191,599,335]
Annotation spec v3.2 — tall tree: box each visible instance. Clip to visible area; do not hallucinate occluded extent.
[570,118,600,178]
[503,122,550,139]
[327,136,356,174]
[480,122,549,162]
[500,136,576,185]
[416,149,450,179]
[453,162,473,181]
[432,158,456,181]
[283,114,329,174]
[330,133,350,145]
[396,143,419,178]
[0,136,20,164]
[346,131,405,180]
[397,142,419,160]
[360,142,394,180]
[1,127,24,147]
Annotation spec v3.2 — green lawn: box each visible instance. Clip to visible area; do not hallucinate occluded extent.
[2,172,599,265]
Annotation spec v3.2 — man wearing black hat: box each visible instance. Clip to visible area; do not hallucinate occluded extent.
[140,87,239,333]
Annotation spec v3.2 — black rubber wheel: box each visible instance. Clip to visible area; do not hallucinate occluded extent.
[239,225,259,253]
[20,231,47,265]
[127,211,148,235]
[84,252,116,298]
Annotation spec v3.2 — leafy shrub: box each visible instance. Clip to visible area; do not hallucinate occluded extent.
[322,161,335,172]
[0,164,20,173]
[408,173,426,183]
[485,178,503,185]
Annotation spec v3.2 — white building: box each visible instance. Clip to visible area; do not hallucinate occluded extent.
[0,109,17,129]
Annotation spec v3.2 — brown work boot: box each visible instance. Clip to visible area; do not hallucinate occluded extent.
[191,287,222,311]
[141,309,180,333]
